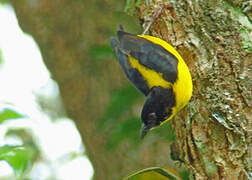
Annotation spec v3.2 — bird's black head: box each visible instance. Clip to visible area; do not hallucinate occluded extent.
[141,86,175,138]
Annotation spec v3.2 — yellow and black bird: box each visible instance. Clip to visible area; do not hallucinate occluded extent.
[110,26,193,138]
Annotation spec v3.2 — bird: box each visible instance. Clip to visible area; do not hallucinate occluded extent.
[110,25,193,138]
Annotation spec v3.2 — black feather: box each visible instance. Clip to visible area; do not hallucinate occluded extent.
[116,31,178,83]
[110,35,150,95]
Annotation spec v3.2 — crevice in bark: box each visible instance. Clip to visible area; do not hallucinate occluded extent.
[228,60,250,108]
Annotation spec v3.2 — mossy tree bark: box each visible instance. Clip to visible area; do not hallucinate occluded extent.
[9,0,251,179]
[135,0,252,179]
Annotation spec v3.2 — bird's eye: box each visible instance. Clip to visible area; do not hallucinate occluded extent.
[148,112,156,120]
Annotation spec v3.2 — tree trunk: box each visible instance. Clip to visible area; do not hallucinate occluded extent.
[135,0,252,179]
[9,0,251,179]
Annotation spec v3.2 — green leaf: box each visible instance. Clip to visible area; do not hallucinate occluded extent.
[0,145,35,177]
[0,108,26,124]
[124,167,181,180]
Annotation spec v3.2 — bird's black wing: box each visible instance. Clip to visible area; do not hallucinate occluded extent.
[110,37,150,96]
[117,31,178,84]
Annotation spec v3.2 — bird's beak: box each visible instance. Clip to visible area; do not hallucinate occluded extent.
[141,124,150,139]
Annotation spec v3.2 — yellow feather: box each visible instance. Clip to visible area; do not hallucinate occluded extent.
[137,35,193,121]
[128,56,172,89]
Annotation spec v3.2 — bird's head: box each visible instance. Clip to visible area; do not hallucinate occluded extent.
[141,86,175,139]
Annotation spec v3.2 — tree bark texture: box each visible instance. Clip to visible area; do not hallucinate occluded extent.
[135,0,252,179]
[9,0,251,179]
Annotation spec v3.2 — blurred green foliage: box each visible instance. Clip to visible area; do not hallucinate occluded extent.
[145,0,150,6]
[0,108,26,124]
[88,44,114,60]
[99,85,142,129]
[0,145,36,178]
[0,107,36,178]
[87,44,114,75]
[125,0,142,15]
[106,117,140,150]
[154,122,176,142]
[98,85,142,149]
[111,12,141,32]
[180,170,190,180]
[0,0,7,5]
